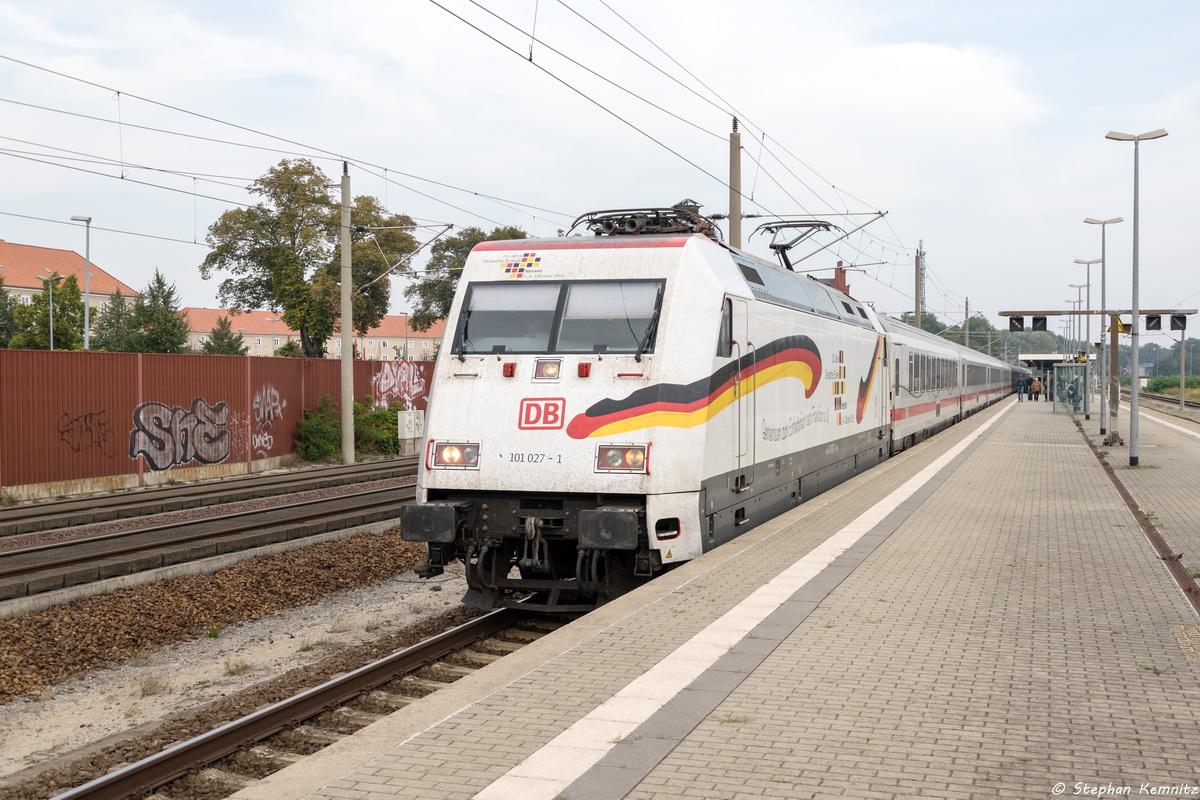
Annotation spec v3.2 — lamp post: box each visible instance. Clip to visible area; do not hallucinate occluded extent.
[1106,128,1168,467]
[1084,217,1123,439]
[267,317,281,355]
[1064,299,1080,356]
[70,215,93,349]
[1069,283,1090,417]
[37,272,65,351]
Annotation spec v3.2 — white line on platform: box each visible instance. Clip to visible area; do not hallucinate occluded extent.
[474,405,1014,800]
[1139,411,1200,443]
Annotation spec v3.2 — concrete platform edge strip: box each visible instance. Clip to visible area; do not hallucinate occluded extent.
[475,404,1015,800]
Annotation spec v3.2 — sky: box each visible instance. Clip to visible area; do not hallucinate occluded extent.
[1,0,1198,346]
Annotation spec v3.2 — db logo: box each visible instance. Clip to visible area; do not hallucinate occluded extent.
[519,398,566,430]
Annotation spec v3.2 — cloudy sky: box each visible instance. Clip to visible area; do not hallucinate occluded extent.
[2,0,1197,342]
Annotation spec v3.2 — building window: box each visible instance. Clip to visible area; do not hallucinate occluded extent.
[273,337,279,347]
[381,340,388,348]
[382,355,388,361]
[422,340,430,349]
[367,339,374,348]
[19,295,30,305]
[336,339,342,348]
[199,336,207,344]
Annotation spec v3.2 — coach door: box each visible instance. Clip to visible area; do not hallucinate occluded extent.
[732,298,754,492]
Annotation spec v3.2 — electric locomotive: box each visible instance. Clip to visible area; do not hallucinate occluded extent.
[399,204,1018,611]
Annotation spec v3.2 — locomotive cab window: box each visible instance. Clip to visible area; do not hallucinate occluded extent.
[716,298,733,358]
[454,279,665,355]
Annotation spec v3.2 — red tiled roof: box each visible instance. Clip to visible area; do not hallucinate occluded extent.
[183,307,446,338]
[0,239,138,297]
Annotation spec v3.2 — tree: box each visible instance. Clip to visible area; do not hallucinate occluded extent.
[202,315,250,355]
[201,159,418,358]
[90,290,138,352]
[0,276,18,348]
[131,270,190,354]
[404,225,527,331]
[276,339,303,357]
[9,273,84,350]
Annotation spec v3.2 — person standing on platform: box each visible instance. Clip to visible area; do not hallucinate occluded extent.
[1030,377,1042,402]
[1016,376,1026,401]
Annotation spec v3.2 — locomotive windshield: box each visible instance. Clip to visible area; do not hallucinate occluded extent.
[455,279,664,355]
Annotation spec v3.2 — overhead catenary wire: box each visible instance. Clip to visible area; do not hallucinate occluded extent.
[0,54,573,225]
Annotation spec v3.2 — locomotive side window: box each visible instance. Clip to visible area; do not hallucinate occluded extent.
[455,279,665,355]
[716,298,733,358]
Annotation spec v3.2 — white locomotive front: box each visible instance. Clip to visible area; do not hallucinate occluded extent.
[401,206,896,611]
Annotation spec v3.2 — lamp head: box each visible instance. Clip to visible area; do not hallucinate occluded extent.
[70,215,92,223]
[1084,216,1124,225]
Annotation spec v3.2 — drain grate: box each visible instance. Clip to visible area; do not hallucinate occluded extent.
[1170,625,1200,660]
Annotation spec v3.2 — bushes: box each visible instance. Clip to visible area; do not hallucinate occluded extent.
[1145,375,1200,393]
[294,394,403,461]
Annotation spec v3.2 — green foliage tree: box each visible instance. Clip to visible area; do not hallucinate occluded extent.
[404,225,527,331]
[9,273,84,350]
[201,159,418,358]
[131,270,191,354]
[90,290,138,352]
[0,276,18,348]
[275,338,302,357]
[202,314,250,355]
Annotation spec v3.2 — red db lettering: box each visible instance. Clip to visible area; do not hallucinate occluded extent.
[519,398,566,430]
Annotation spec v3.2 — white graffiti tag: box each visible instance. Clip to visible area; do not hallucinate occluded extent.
[129,398,232,471]
[370,361,427,409]
[251,385,287,458]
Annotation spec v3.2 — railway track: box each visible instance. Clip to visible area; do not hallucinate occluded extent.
[0,458,418,538]
[45,607,569,800]
[1126,389,1200,411]
[0,484,415,604]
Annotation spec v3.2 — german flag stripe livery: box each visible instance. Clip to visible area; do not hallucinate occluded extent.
[566,336,822,439]
[855,335,884,424]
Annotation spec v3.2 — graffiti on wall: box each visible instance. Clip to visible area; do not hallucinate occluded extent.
[370,361,427,410]
[58,411,116,458]
[251,384,286,458]
[129,398,232,471]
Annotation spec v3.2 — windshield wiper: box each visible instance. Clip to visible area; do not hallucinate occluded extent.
[634,285,664,363]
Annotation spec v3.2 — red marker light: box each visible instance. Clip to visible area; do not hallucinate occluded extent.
[503,362,516,377]
[578,362,591,378]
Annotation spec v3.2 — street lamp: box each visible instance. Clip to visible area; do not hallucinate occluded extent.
[37,272,65,351]
[1106,128,1168,467]
[267,317,281,355]
[1074,261,1101,419]
[1084,216,1123,440]
[1064,299,1080,356]
[70,216,93,349]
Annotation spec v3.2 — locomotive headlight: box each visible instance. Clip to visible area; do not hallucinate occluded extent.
[430,441,481,469]
[534,358,562,380]
[595,444,648,474]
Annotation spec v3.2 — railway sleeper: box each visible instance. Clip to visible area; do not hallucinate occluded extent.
[198,767,258,790]
[475,637,525,654]
[292,724,347,745]
[249,744,305,766]
[392,674,456,695]
[426,662,476,679]
[334,707,387,726]
[448,648,504,667]
[496,628,542,644]
[367,689,418,709]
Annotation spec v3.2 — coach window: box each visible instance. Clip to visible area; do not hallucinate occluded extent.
[716,298,733,358]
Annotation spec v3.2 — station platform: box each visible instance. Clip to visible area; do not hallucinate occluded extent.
[230,396,1200,800]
